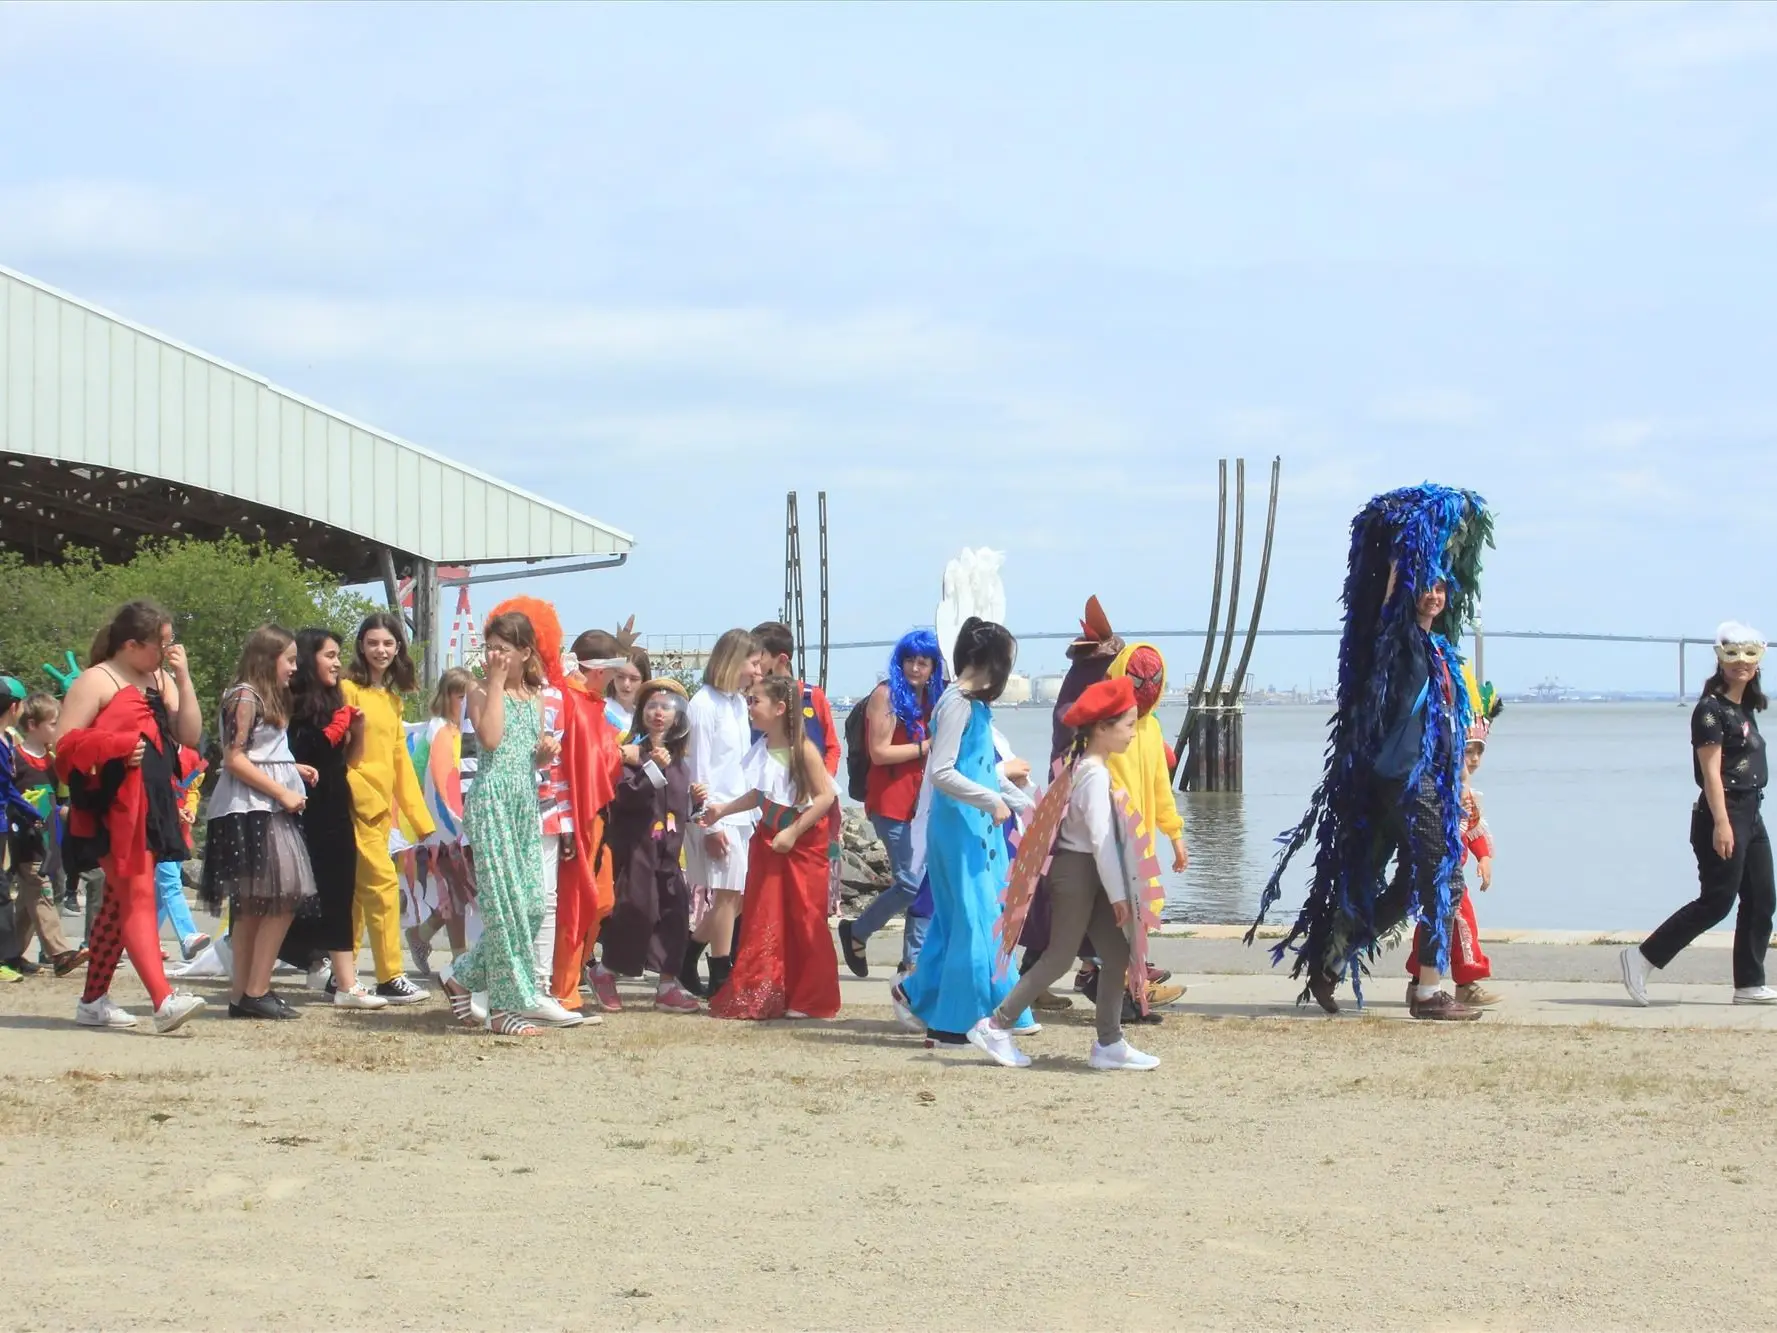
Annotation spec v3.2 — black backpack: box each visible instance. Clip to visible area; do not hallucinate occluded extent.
[844,695,873,801]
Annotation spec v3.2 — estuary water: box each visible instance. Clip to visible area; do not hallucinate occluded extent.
[846,702,1706,933]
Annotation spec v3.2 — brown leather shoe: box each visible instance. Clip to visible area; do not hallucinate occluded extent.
[52,948,89,977]
[1308,972,1340,1014]
[1031,988,1073,1012]
[1409,989,1481,1021]
[1456,983,1502,1007]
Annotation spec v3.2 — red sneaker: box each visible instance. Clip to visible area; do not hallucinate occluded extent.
[588,966,623,1012]
[653,983,700,1014]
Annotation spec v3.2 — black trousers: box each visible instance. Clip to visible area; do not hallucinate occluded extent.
[1368,773,1451,973]
[1642,793,1773,990]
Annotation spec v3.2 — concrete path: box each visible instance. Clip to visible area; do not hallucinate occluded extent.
[841,926,1777,1032]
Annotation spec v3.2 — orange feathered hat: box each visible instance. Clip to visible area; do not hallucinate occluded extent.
[1062,675,1136,729]
[1066,595,1124,662]
[488,595,565,689]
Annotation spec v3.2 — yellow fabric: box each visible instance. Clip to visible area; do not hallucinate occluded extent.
[351,809,405,983]
[1105,642,1184,917]
[342,681,436,841]
[342,681,434,982]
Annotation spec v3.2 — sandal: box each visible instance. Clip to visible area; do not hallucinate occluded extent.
[489,1011,542,1036]
[438,963,477,1027]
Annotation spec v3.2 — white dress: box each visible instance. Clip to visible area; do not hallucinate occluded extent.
[685,686,760,907]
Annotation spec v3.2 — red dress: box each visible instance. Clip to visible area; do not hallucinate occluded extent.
[710,746,840,1021]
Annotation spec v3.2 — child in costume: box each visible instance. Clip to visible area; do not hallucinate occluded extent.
[838,629,944,978]
[554,625,628,1011]
[198,625,320,1019]
[5,689,86,976]
[894,618,1033,1042]
[56,601,207,1033]
[1405,672,1502,1007]
[342,612,436,1005]
[402,667,478,975]
[1248,484,1491,1020]
[597,679,700,1013]
[976,675,1162,1070]
[439,611,584,1035]
[703,673,841,1021]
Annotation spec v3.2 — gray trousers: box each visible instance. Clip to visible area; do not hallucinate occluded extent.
[996,850,1130,1047]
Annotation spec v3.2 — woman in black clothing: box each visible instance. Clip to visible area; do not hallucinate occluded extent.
[276,628,388,1010]
[1622,622,1776,1006]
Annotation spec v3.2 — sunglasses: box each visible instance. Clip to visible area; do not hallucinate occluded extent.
[1717,645,1766,665]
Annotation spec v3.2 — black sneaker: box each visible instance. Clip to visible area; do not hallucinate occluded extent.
[837,919,869,978]
[4,956,41,976]
[229,994,283,1020]
[375,975,431,1006]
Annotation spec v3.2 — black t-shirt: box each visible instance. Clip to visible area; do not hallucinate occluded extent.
[1691,692,1767,793]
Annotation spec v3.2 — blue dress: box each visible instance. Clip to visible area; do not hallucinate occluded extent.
[902,697,1030,1035]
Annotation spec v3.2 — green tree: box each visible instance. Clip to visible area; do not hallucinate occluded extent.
[0,537,380,728]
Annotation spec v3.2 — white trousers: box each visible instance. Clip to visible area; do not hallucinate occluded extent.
[535,834,562,992]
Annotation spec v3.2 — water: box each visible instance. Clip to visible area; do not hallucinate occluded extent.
[844,702,1704,932]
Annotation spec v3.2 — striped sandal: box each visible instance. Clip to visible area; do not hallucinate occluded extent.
[488,1011,542,1037]
[438,963,477,1028]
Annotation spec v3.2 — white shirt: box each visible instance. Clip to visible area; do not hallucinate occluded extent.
[687,686,758,832]
[743,738,808,811]
[1056,756,1131,907]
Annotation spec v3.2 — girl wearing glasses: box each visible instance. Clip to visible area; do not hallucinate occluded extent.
[1622,622,1776,1006]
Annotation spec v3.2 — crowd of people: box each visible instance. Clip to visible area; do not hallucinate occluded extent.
[2,482,1773,1067]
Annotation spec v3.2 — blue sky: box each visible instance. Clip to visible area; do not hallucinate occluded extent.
[4,2,1774,694]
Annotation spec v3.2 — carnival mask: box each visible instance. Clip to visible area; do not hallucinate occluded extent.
[1126,646,1165,716]
[1717,643,1766,666]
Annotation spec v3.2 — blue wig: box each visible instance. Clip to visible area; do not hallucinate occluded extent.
[887,629,946,741]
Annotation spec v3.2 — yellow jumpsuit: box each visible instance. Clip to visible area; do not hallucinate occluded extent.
[342,681,436,982]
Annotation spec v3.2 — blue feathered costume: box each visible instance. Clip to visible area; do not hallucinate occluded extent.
[1248,484,1492,1008]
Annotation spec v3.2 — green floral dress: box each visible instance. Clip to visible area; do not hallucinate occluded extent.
[457,693,545,1012]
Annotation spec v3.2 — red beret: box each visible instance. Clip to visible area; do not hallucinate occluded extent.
[1063,676,1136,729]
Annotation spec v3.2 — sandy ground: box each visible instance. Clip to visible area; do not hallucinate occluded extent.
[5,939,1777,1333]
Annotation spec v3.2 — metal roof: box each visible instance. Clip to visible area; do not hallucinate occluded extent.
[0,263,632,581]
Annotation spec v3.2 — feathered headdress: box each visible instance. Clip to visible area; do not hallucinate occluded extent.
[489,596,565,689]
[1463,664,1503,747]
[1067,595,1124,662]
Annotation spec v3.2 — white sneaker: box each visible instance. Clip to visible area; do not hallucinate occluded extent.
[1619,946,1651,1007]
[1089,1038,1160,1071]
[333,985,390,1010]
[966,1017,1030,1069]
[522,996,587,1028]
[890,983,924,1034]
[306,961,333,992]
[153,992,206,1034]
[75,996,137,1029]
[1733,986,1777,1005]
[179,932,211,961]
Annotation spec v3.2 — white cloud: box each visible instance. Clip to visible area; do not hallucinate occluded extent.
[167,293,995,389]
[772,111,890,172]
[1371,388,1488,429]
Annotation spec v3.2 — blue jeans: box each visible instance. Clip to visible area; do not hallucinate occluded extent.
[156,860,201,943]
[855,814,923,968]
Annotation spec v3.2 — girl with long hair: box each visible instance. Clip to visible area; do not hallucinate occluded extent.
[593,679,701,1013]
[198,626,320,1018]
[895,617,1032,1042]
[276,628,387,1009]
[678,627,765,998]
[605,645,650,735]
[341,612,435,1005]
[55,601,206,1033]
[439,612,584,1034]
[838,628,945,977]
[702,673,841,1020]
[402,667,478,976]
[1623,622,1777,1006]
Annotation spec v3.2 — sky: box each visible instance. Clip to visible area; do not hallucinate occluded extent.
[4,2,1775,696]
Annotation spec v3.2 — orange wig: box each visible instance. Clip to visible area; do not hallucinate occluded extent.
[488,595,565,689]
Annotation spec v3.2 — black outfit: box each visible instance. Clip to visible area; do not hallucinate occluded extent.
[601,757,693,978]
[1641,693,1773,989]
[276,714,359,967]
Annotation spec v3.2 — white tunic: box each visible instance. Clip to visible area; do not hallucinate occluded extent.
[685,685,758,892]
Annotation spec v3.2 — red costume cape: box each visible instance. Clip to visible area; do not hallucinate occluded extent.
[56,688,160,880]
[550,676,622,1006]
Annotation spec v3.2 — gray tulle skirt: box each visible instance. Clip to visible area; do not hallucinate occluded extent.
[199,810,319,918]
